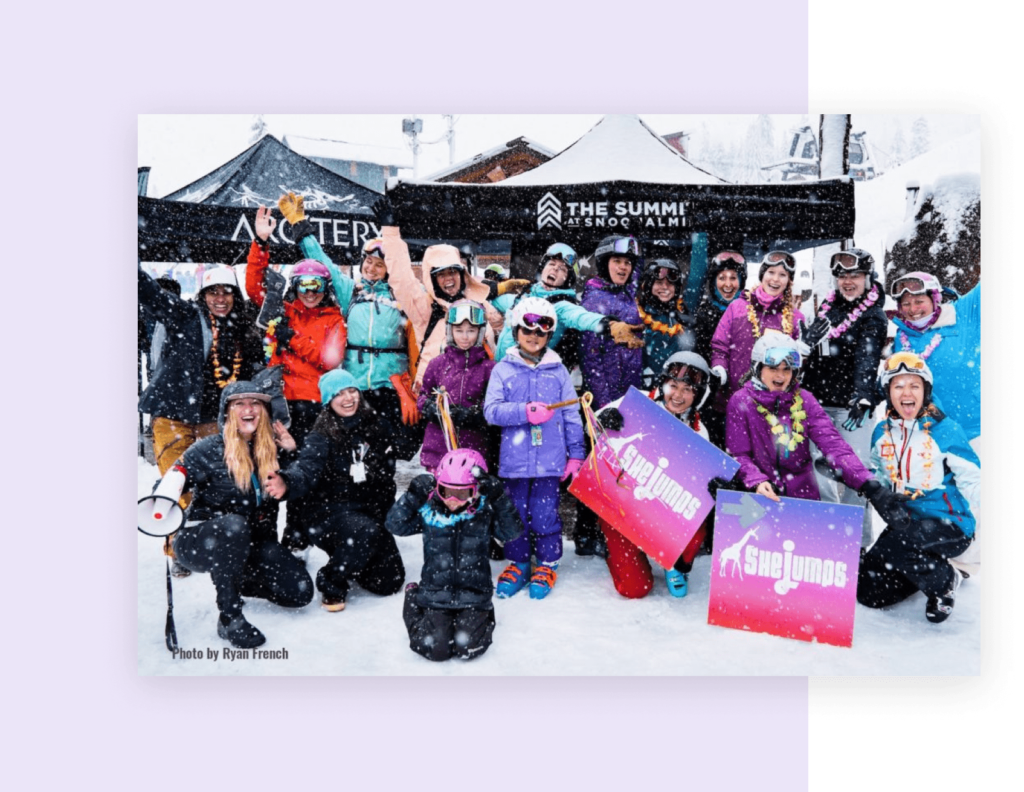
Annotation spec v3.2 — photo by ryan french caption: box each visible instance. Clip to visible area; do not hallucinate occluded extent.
[172,647,289,662]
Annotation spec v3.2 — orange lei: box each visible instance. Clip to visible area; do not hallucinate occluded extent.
[211,321,242,388]
[637,303,686,336]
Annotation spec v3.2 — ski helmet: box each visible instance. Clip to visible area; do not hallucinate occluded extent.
[639,258,684,309]
[660,351,712,410]
[758,250,797,280]
[707,250,747,301]
[879,351,934,413]
[889,271,942,318]
[509,295,557,337]
[750,330,809,389]
[434,448,487,511]
[484,263,508,281]
[538,243,579,288]
[830,248,875,278]
[445,299,487,347]
[592,235,640,282]
[287,259,335,304]
[362,238,386,261]
[424,245,467,298]
[200,266,238,292]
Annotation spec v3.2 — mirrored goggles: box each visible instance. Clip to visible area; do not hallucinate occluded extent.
[296,276,326,294]
[884,351,927,374]
[447,304,486,326]
[665,364,706,386]
[653,267,682,283]
[889,275,935,298]
[763,347,802,368]
[521,313,556,332]
[763,251,796,272]
[595,236,640,259]
[544,243,578,271]
[713,250,745,266]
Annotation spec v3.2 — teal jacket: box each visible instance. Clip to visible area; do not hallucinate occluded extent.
[298,234,409,391]
[491,283,606,362]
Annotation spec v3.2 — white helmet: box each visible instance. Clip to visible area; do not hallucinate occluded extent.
[879,351,934,389]
[750,330,810,368]
[509,296,558,335]
[200,266,238,291]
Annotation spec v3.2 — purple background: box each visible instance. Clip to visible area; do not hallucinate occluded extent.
[6,2,810,789]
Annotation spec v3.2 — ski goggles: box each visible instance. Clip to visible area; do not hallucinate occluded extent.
[652,267,682,283]
[830,251,867,272]
[296,276,326,293]
[762,251,796,272]
[520,313,556,333]
[435,483,477,509]
[763,347,802,368]
[712,250,745,266]
[362,239,386,260]
[594,236,640,259]
[883,351,928,374]
[447,303,486,326]
[889,273,939,298]
[665,363,706,386]
[543,243,579,272]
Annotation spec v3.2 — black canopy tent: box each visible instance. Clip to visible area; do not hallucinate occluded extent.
[138,135,384,265]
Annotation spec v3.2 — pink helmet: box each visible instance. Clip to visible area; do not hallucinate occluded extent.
[435,448,487,488]
[291,259,331,279]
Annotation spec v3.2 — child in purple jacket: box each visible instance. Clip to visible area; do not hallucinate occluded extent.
[484,297,585,599]
[417,300,496,473]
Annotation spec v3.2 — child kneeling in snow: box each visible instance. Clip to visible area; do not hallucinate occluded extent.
[483,297,586,599]
[386,449,523,661]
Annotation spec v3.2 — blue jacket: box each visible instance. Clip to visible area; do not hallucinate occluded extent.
[491,283,606,361]
[890,283,980,439]
[869,411,980,537]
[298,234,410,391]
[484,348,585,479]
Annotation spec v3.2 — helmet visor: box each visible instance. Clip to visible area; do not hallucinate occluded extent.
[889,275,932,298]
[763,347,802,368]
[763,251,796,272]
[521,313,556,333]
[296,276,326,294]
[447,303,486,326]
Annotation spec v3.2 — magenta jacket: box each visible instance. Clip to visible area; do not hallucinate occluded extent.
[725,380,873,500]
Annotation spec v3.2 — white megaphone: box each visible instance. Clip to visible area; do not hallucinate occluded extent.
[138,467,187,537]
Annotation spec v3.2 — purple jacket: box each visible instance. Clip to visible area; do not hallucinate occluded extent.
[710,288,804,412]
[484,348,585,479]
[580,277,643,408]
[725,381,873,499]
[417,345,496,471]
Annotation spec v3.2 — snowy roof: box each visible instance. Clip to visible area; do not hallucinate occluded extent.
[496,114,725,186]
[283,134,412,168]
[422,136,556,182]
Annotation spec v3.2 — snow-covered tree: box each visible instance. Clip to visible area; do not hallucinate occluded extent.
[908,116,930,160]
[739,114,777,183]
[889,124,907,168]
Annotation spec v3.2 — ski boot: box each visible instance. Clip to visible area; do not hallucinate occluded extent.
[321,592,347,612]
[529,563,559,600]
[926,568,963,624]
[665,569,689,598]
[496,562,531,599]
[217,613,266,648]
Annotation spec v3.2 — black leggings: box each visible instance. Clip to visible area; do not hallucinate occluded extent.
[173,514,314,618]
[857,518,972,607]
[402,587,495,662]
[308,507,406,600]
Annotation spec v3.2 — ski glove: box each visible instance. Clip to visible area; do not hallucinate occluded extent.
[860,480,912,530]
[707,476,734,499]
[526,402,555,425]
[408,473,436,502]
[561,458,584,482]
[711,366,728,388]
[842,399,873,431]
[278,192,306,224]
[801,316,832,348]
[389,372,421,425]
[476,473,507,502]
[599,407,624,432]
[449,404,487,430]
[274,319,295,350]
[497,278,532,296]
[609,321,645,349]
[372,196,396,227]
[420,398,439,424]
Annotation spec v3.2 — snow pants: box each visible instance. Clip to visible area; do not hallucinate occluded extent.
[402,586,495,662]
[173,514,314,619]
[308,506,405,601]
[599,517,708,599]
[280,399,324,551]
[812,406,874,547]
[503,477,563,565]
[857,518,972,607]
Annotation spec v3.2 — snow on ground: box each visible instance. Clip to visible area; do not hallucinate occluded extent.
[138,457,979,677]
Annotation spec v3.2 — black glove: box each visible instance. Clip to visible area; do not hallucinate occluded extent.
[420,399,439,424]
[449,404,487,430]
[256,269,288,330]
[860,480,912,529]
[408,473,435,501]
[372,196,396,227]
[476,473,506,501]
[842,399,873,431]
[599,407,624,432]
[801,316,832,347]
[275,319,295,350]
[707,476,733,498]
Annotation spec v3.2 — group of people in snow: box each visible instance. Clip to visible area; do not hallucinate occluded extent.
[139,192,981,660]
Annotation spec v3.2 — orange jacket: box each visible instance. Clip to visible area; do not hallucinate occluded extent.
[246,242,347,402]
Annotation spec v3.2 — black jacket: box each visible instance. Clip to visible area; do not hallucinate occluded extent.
[386,474,523,610]
[138,268,262,424]
[801,287,888,408]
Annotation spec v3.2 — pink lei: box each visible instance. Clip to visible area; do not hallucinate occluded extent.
[817,283,880,339]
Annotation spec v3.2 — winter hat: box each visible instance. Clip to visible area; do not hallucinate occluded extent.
[319,368,362,405]
[218,380,272,429]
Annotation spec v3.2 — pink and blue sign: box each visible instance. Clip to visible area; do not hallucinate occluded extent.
[709,490,863,648]
[570,387,739,568]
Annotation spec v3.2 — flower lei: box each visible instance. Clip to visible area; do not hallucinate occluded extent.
[263,317,282,363]
[899,330,942,360]
[745,291,793,338]
[756,392,806,456]
[637,303,686,336]
[211,320,242,388]
[818,283,880,339]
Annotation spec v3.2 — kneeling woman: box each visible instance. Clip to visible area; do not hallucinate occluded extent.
[266,369,417,612]
[152,382,314,649]
[597,352,715,599]
[858,353,979,623]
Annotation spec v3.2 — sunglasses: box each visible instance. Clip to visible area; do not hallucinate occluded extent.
[521,313,556,332]
[713,250,745,266]
[763,251,796,272]
[763,347,802,368]
[665,364,706,386]
[296,277,326,294]
[447,304,486,326]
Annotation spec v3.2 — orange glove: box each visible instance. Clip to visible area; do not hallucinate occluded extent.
[610,321,645,349]
[389,372,421,425]
[278,192,306,224]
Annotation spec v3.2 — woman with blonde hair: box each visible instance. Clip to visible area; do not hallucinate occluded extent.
[150,381,313,648]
